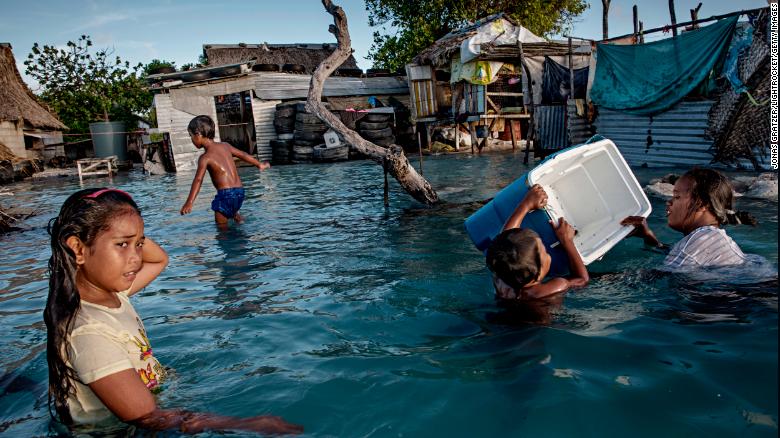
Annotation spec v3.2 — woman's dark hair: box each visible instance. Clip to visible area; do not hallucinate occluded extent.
[187,115,215,139]
[683,168,757,226]
[486,228,543,290]
[44,188,140,424]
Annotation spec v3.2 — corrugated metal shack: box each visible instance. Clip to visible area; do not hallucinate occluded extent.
[148,44,409,172]
[589,7,771,170]
[406,13,592,158]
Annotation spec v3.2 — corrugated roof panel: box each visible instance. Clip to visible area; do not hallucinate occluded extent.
[594,101,715,167]
[535,105,568,151]
[251,98,279,162]
[254,73,408,100]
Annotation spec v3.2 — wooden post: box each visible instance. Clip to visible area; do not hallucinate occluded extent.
[518,39,534,164]
[509,120,516,150]
[639,21,645,44]
[568,36,574,146]
[454,123,460,151]
[418,131,424,176]
[669,0,678,37]
[383,158,389,207]
[633,5,639,39]
[601,0,611,40]
[469,122,477,155]
[690,2,702,30]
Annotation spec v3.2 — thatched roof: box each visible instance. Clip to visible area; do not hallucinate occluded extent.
[411,13,580,67]
[0,44,66,130]
[204,43,358,73]
[414,13,522,67]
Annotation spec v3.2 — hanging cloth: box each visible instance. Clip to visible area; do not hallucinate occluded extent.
[541,56,590,104]
[590,16,738,115]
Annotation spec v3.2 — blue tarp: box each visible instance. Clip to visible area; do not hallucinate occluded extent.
[590,16,738,115]
[541,56,589,104]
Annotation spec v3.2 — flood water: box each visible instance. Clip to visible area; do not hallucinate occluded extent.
[0,152,777,437]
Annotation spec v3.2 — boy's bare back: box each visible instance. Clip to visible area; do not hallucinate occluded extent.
[180,117,269,218]
[201,141,244,190]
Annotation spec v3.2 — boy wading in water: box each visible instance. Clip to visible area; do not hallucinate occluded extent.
[180,115,270,227]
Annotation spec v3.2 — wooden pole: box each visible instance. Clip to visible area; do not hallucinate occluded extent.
[639,21,644,44]
[418,130,424,176]
[633,5,639,39]
[509,120,516,151]
[383,158,389,207]
[518,39,533,164]
[668,0,678,37]
[568,36,574,146]
[601,0,611,40]
[604,7,765,43]
[690,2,702,30]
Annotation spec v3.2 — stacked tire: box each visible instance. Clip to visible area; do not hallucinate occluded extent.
[312,144,349,162]
[272,101,300,165]
[273,101,297,135]
[292,102,330,163]
[357,113,395,147]
[270,139,293,164]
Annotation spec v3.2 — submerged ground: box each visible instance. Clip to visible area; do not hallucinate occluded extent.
[0,152,777,436]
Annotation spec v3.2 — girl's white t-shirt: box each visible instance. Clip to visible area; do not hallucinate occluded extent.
[66,291,165,424]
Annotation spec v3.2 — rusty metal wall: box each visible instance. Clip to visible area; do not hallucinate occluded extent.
[594,101,715,168]
[567,100,592,144]
[251,98,280,163]
[535,104,568,151]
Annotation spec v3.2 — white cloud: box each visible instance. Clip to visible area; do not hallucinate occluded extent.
[65,12,132,34]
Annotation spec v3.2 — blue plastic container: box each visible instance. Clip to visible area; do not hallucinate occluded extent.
[465,136,608,278]
[465,173,571,278]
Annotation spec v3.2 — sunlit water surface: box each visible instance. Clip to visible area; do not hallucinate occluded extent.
[0,152,777,437]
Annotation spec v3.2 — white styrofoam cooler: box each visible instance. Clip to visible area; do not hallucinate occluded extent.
[527,138,652,264]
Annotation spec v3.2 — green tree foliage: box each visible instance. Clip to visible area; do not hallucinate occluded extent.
[366,0,589,71]
[142,59,176,77]
[24,35,153,135]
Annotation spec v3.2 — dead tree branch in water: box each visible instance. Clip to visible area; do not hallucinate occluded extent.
[306,0,439,205]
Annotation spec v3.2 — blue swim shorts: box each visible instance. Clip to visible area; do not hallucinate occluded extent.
[211,187,245,218]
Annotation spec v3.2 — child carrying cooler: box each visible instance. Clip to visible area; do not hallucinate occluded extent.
[486,184,589,300]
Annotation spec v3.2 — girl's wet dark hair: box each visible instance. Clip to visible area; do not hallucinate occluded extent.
[187,115,215,139]
[486,228,543,290]
[44,188,140,424]
[683,168,757,226]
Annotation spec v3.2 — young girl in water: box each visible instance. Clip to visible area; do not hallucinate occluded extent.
[622,168,755,269]
[45,188,302,434]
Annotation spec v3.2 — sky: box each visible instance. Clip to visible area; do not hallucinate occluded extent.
[0,0,768,91]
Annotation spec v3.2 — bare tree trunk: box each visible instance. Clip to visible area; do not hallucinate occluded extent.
[601,0,611,40]
[306,0,439,205]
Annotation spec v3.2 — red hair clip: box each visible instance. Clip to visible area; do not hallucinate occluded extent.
[84,188,133,201]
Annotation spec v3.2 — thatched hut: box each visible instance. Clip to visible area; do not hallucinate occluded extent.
[203,43,358,72]
[407,13,591,156]
[0,43,66,160]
